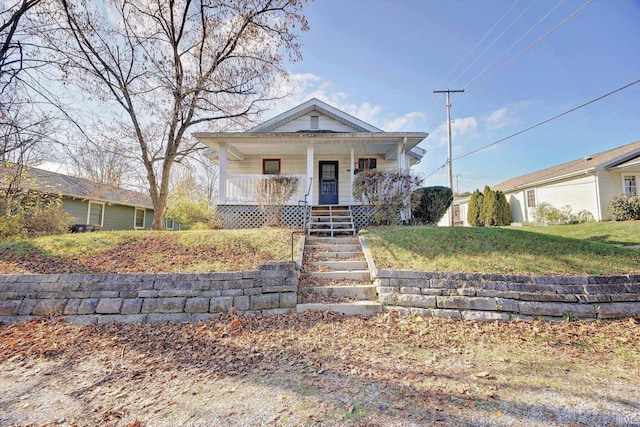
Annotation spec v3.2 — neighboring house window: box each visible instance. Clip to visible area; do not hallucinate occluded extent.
[310,115,319,130]
[135,208,146,229]
[165,218,174,230]
[263,159,281,175]
[526,189,536,208]
[87,202,104,226]
[357,158,377,173]
[623,175,637,196]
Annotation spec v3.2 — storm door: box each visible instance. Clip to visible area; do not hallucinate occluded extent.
[319,161,338,205]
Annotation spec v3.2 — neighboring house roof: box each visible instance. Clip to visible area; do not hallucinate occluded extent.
[494,140,640,192]
[249,98,383,133]
[1,164,153,209]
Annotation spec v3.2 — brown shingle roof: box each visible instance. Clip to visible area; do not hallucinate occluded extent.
[493,140,640,192]
[1,164,153,209]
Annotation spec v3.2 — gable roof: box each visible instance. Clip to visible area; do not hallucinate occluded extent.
[249,98,383,133]
[1,164,153,209]
[494,140,640,192]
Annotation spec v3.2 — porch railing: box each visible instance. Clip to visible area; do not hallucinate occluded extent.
[226,174,308,204]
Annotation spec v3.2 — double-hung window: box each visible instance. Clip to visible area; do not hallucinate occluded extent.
[623,175,637,196]
[87,202,104,227]
[135,208,146,229]
[526,189,536,208]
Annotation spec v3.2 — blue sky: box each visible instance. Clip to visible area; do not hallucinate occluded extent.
[270,0,640,193]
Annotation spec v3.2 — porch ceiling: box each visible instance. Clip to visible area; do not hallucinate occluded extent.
[192,131,428,160]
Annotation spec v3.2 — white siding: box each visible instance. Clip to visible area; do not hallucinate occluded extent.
[596,168,640,220]
[273,113,362,133]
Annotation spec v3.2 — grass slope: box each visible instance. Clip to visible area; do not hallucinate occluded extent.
[0,229,299,274]
[365,222,640,276]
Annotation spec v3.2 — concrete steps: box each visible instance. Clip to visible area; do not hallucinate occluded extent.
[297,301,382,317]
[298,234,380,317]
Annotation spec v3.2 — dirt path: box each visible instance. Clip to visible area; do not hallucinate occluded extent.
[1,312,639,426]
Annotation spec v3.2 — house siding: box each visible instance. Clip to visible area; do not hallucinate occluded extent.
[103,204,136,231]
[61,197,89,224]
[534,174,599,221]
[273,113,361,133]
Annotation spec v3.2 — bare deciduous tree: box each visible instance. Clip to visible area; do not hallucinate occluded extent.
[41,0,308,229]
[0,0,40,93]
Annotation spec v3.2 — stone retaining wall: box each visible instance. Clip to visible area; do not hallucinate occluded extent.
[374,270,640,321]
[0,262,298,324]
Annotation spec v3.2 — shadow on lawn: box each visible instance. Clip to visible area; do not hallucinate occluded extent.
[10,313,635,426]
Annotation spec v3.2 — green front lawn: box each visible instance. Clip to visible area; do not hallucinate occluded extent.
[365,222,640,276]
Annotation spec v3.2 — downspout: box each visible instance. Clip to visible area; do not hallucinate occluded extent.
[591,170,602,221]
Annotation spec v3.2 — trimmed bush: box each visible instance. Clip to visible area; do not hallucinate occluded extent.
[608,194,640,221]
[411,186,453,225]
[467,189,484,226]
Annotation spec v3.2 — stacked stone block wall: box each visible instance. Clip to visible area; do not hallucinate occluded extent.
[0,262,298,324]
[374,270,640,321]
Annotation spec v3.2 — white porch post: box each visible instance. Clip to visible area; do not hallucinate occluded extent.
[306,142,314,205]
[402,136,408,171]
[218,142,227,204]
[397,140,404,171]
[350,145,355,204]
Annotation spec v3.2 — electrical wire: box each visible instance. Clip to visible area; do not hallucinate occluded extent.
[463,0,566,90]
[453,79,640,161]
[449,1,536,87]
[467,0,592,93]
[436,0,520,89]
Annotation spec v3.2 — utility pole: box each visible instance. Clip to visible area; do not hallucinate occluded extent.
[454,173,462,195]
[434,88,464,226]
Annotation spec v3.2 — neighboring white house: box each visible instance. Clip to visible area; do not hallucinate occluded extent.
[447,140,640,226]
[192,98,428,228]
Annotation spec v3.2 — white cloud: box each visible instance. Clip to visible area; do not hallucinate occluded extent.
[428,117,479,149]
[482,100,533,131]
[383,111,426,132]
[266,72,427,132]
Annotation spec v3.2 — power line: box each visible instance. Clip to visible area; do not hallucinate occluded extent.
[467,0,592,93]
[463,0,566,90]
[450,1,535,88]
[454,79,640,161]
[437,0,520,89]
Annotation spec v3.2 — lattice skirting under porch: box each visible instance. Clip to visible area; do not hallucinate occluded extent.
[350,205,375,230]
[215,205,375,230]
[215,205,310,229]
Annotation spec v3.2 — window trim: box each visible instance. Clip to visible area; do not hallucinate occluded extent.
[262,158,281,175]
[165,218,174,230]
[134,207,146,230]
[356,157,377,173]
[622,174,638,196]
[525,189,536,208]
[87,201,105,227]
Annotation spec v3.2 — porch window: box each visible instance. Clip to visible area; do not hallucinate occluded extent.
[356,158,377,173]
[263,159,281,175]
[624,175,637,196]
[135,208,145,229]
[526,189,536,208]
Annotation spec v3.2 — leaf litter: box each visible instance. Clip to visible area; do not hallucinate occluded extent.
[1,313,639,426]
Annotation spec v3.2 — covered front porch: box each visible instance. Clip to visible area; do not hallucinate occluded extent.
[194,133,427,206]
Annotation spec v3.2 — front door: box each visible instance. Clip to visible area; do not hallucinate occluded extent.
[319,161,338,205]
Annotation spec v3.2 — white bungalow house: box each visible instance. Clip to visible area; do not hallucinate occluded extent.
[446,140,640,226]
[193,98,428,230]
